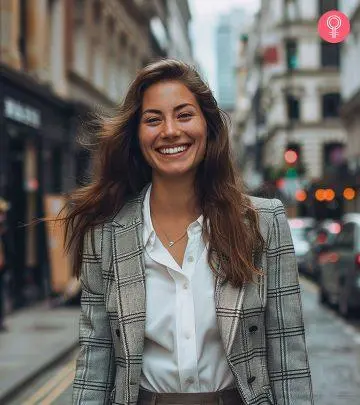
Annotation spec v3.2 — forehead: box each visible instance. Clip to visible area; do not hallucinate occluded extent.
[141,80,198,109]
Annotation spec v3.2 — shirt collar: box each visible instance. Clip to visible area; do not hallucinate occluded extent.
[143,183,155,247]
[142,183,204,248]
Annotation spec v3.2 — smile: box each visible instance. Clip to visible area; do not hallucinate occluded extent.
[157,144,191,156]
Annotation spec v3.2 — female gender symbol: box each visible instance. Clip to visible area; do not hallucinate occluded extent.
[327,15,342,39]
[318,10,350,43]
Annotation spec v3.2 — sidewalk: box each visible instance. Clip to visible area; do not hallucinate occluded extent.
[0,302,80,402]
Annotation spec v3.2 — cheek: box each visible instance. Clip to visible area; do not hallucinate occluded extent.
[139,126,158,146]
[138,129,151,151]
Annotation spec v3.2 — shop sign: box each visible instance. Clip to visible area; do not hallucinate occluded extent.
[3,97,41,129]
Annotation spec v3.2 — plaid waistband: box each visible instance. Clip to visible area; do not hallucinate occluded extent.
[138,387,241,404]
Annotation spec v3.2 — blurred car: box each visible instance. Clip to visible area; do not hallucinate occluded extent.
[302,220,342,280]
[318,213,360,318]
[288,217,316,273]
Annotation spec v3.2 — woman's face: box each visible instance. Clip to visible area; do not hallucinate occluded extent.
[138,80,207,180]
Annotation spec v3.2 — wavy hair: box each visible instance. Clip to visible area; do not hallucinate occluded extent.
[64,59,264,287]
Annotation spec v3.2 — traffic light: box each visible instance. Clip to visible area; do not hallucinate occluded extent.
[284,144,301,166]
[284,149,298,165]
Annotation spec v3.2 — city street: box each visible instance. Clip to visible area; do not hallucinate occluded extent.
[5,277,360,405]
[1,0,360,404]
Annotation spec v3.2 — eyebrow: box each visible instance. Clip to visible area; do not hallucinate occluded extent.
[142,103,196,116]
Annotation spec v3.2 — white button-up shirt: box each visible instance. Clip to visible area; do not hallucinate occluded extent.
[140,184,235,393]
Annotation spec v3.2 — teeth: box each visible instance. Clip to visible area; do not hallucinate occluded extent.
[158,145,189,155]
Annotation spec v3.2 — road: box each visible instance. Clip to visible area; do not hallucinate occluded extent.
[5,277,360,405]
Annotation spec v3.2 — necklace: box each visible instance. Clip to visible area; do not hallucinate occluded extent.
[151,215,188,248]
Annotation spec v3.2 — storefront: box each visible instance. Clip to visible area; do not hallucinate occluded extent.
[0,64,75,311]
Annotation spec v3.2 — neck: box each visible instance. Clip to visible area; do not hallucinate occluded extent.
[150,175,200,219]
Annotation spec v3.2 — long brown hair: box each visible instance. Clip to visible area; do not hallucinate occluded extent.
[63,59,264,287]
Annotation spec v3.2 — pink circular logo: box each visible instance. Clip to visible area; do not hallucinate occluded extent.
[318,10,350,43]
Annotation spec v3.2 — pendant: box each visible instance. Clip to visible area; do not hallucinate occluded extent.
[169,241,174,247]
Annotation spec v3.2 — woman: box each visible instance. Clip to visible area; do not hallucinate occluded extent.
[70,59,313,404]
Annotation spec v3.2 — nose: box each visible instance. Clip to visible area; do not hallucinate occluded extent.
[162,118,180,138]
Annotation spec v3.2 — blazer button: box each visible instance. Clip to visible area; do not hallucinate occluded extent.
[247,376,256,384]
[249,325,258,333]
[116,328,120,337]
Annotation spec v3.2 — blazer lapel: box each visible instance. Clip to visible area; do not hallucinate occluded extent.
[111,185,150,393]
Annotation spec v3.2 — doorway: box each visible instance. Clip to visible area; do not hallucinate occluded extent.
[7,134,27,309]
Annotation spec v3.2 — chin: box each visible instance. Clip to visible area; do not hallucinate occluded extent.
[156,167,195,178]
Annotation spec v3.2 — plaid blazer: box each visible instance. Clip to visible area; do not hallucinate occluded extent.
[72,185,313,405]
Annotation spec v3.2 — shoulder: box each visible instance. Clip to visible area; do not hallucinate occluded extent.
[247,196,286,242]
[248,195,284,219]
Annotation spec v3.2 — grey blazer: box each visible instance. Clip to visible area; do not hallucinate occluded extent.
[72,185,314,405]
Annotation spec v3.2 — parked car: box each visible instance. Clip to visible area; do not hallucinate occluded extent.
[302,220,342,280]
[288,218,316,273]
[318,213,360,318]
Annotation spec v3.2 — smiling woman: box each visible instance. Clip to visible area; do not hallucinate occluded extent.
[66,59,313,405]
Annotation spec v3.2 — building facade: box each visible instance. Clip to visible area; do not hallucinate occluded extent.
[166,0,193,63]
[216,9,248,112]
[340,0,360,212]
[239,0,348,213]
[0,0,177,310]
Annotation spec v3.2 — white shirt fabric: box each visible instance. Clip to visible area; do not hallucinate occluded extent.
[140,184,235,393]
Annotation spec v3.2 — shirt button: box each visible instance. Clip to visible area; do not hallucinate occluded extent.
[186,377,194,384]
[185,332,191,339]
[188,256,194,262]
[183,283,189,290]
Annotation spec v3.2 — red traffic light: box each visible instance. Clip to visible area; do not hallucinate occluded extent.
[284,149,298,164]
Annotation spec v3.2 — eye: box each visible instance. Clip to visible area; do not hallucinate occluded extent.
[178,112,193,120]
[144,117,161,124]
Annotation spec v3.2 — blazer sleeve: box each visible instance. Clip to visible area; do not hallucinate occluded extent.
[72,227,115,404]
[265,199,314,405]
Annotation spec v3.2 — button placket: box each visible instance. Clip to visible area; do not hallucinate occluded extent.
[176,265,199,391]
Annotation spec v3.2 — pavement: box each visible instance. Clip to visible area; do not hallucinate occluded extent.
[0,302,80,403]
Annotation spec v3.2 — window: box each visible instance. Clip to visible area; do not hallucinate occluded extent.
[287,95,300,121]
[321,42,340,67]
[335,223,355,249]
[323,142,345,172]
[322,93,341,118]
[319,0,338,16]
[323,143,345,177]
[284,0,299,20]
[286,40,298,69]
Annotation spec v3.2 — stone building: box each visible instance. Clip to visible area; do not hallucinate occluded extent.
[0,0,186,309]
[239,0,347,204]
[340,0,360,212]
[166,0,193,63]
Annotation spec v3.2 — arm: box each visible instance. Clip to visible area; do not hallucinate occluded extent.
[265,199,314,405]
[72,228,115,404]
